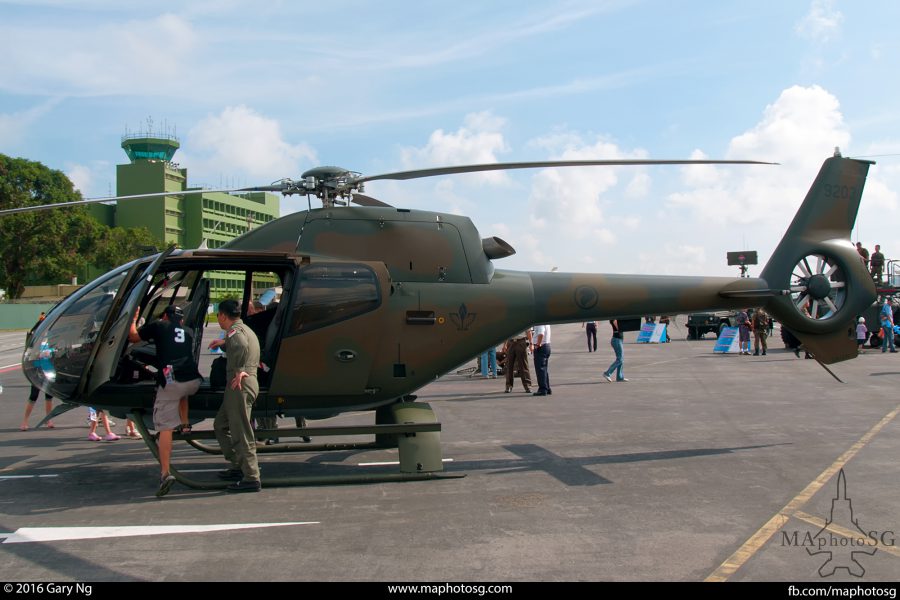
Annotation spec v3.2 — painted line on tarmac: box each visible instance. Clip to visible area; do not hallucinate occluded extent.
[793,510,900,560]
[705,402,900,582]
[359,458,454,467]
[0,522,320,544]
[0,363,22,373]
[0,475,59,480]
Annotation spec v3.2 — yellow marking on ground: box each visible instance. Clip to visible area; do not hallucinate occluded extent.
[705,403,900,582]
[792,510,900,560]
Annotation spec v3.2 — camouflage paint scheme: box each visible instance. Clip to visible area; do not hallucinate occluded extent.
[23,155,875,421]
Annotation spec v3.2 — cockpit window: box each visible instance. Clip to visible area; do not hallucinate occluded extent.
[22,262,137,399]
[290,264,380,334]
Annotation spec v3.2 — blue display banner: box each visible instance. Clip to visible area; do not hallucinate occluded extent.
[636,323,668,343]
[714,326,741,353]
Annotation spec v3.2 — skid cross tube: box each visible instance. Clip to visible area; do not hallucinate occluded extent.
[130,411,464,489]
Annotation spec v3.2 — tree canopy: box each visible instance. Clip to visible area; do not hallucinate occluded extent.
[0,154,161,298]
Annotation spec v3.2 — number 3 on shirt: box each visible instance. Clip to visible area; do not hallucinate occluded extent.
[174,328,185,343]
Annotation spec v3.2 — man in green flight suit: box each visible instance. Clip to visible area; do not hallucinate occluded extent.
[208,299,262,492]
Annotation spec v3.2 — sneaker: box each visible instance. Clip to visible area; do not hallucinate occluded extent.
[127,431,141,439]
[603,374,612,382]
[617,378,629,382]
[226,479,261,493]
[156,474,176,498]
[217,468,243,481]
[87,432,102,441]
[104,433,120,441]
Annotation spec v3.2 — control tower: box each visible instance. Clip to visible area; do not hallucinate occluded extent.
[115,122,188,247]
[121,131,180,163]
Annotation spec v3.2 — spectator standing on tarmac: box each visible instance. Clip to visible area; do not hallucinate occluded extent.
[503,330,533,393]
[583,321,598,352]
[532,325,552,396]
[479,347,498,378]
[21,313,54,431]
[20,385,53,431]
[880,297,896,353]
[752,308,770,356]
[735,309,751,355]
[602,319,628,382]
[856,317,868,352]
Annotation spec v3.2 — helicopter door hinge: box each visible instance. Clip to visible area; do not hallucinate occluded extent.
[379,217,385,228]
[438,266,447,282]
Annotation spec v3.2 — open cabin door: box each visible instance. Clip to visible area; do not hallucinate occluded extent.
[77,247,176,399]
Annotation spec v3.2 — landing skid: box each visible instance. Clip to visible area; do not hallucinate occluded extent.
[130,401,465,489]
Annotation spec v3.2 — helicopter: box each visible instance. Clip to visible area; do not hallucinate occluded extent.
[5,151,876,486]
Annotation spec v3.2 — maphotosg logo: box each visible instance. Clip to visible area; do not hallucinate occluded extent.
[781,469,895,577]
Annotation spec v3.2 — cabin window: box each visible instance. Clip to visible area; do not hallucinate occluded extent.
[290,264,380,334]
[22,263,134,399]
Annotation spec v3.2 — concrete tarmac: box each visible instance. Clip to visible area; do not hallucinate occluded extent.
[1,319,898,581]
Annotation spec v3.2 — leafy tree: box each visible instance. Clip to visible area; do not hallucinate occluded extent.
[92,225,161,273]
[0,154,103,299]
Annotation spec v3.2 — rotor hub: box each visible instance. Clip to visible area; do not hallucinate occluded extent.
[806,274,832,299]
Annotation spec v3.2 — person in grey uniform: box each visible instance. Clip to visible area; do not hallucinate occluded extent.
[208,299,262,493]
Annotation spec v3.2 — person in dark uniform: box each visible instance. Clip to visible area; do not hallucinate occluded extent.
[208,299,262,492]
[502,329,533,393]
[751,308,770,356]
[128,305,202,497]
[856,242,869,267]
[870,244,885,284]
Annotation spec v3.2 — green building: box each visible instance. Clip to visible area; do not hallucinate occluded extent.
[91,131,281,299]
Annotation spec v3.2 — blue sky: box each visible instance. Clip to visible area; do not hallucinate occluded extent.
[2,0,899,276]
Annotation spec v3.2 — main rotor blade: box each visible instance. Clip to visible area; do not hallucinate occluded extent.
[0,185,282,216]
[351,193,393,208]
[355,159,775,184]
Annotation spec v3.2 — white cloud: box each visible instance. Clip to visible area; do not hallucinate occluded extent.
[65,164,93,194]
[400,112,510,185]
[185,105,317,183]
[526,134,647,238]
[0,14,197,96]
[668,85,851,226]
[795,0,843,44]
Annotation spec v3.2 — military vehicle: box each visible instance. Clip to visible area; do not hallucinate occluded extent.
[686,311,737,339]
[3,151,876,488]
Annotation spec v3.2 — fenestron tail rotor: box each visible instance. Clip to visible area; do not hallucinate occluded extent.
[789,253,847,321]
[0,158,774,215]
